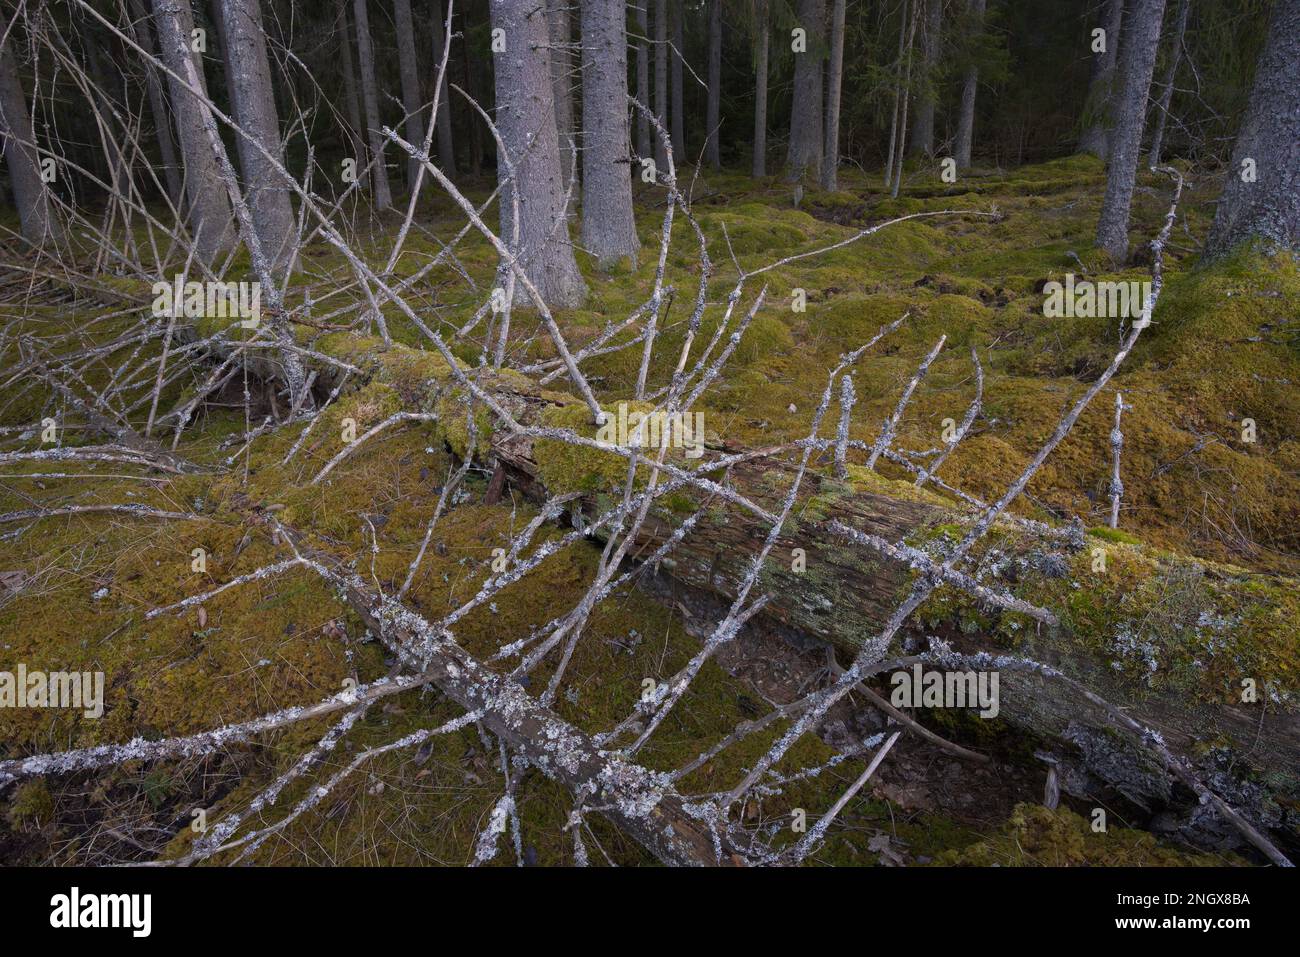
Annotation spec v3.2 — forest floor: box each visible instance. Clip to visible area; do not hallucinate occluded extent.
[1,153,1296,865]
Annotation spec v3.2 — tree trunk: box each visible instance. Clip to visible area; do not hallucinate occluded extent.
[336,0,366,167]
[127,0,185,208]
[785,0,825,183]
[579,0,640,267]
[1095,0,1167,263]
[819,0,846,190]
[1079,0,1125,158]
[908,0,940,157]
[670,0,685,161]
[883,0,909,189]
[752,0,769,178]
[634,1,650,159]
[1145,0,1189,168]
[1204,0,1300,260]
[488,0,587,308]
[150,0,235,265]
[352,0,393,209]
[547,0,576,213]
[218,0,296,274]
[429,0,455,173]
[0,35,59,244]
[953,0,985,171]
[705,0,722,170]
[392,0,427,191]
[653,0,669,170]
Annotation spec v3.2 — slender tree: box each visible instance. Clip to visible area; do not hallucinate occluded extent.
[488,0,586,306]
[751,0,769,177]
[820,0,846,190]
[786,0,825,182]
[127,0,185,207]
[352,0,393,209]
[393,0,427,190]
[670,0,685,160]
[1204,0,1300,260]
[654,0,669,171]
[1079,0,1125,158]
[429,0,456,173]
[1145,0,1189,168]
[705,0,722,170]
[336,0,366,166]
[150,0,234,264]
[218,0,296,272]
[884,0,910,188]
[0,34,59,243]
[634,1,651,159]
[909,0,941,157]
[953,0,986,171]
[580,0,640,266]
[1096,0,1167,262]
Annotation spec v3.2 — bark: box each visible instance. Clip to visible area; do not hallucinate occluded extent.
[1079,0,1125,158]
[352,0,394,209]
[488,0,587,307]
[705,0,722,170]
[751,0,769,178]
[1145,0,1188,167]
[634,1,650,159]
[953,0,985,171]
[819,0,846,190]
[653,0,668,171]
[393,0,427,191]
[0,35,58,244]
[547,0,576,213]
[127,0,186,207]
[883,0,909,190]
[670,0,685,161]
[579,0,641,267]
[429,0,455,172]
[785,0,825,182]
[908,0,940,157]
[150,0,235,264]
[218,0,296,274]
[1204,0,1300,260]
[1095,0,1166,263]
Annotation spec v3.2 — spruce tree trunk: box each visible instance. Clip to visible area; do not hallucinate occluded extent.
[785,0,825,183]
[752,0,769,178]
[580,0,640,267]
[1095,0,1167,263]
[393,0,427,191]
[1145,0,1189,168]
[820,0,846,190]
[953,0,985,171]
[219,0,296,273]
[352,0,394,209]
[547,0,576,209]
[908,0,940,157]
[0,35,58,244]
[488,0,587,307]
[336,0,366,167]
[1204,0,1300,260]
[634,1,650,159]
[670,1,685,161]
[654,0,669,170]
[883,0,910,189]
[705,0,722,170]
[127,0,186,207]
[429,0,455,173]
[150,0,235,264]
[1079,0,1125,158]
